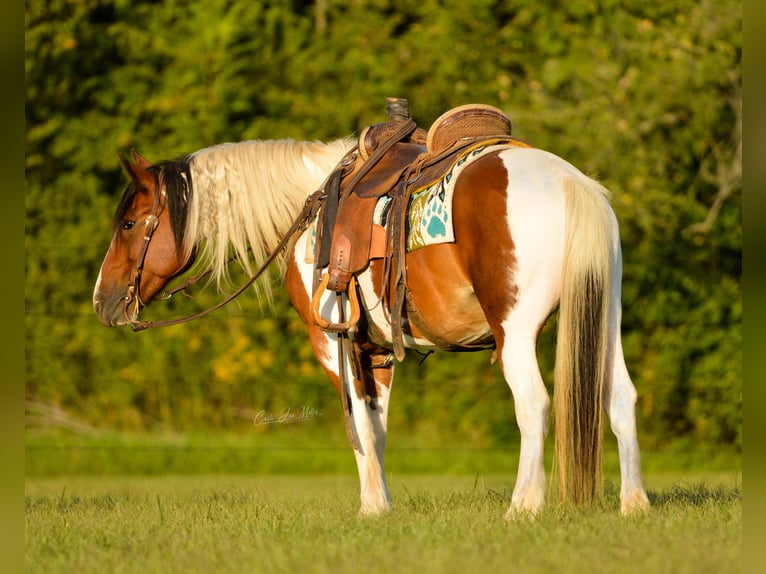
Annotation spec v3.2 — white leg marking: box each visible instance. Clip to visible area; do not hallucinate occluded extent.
[292,231,394,515]
[606,257,650,514]
[607,339,650,514]
[350,379,394,516]
[501,333,550,518]
[498,149,566,519]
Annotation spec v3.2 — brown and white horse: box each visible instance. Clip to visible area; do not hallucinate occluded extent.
[93,137,650,518]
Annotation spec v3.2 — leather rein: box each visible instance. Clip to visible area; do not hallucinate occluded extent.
[123,180,329,332]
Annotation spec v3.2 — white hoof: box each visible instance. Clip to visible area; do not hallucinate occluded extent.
[620,489,650,515]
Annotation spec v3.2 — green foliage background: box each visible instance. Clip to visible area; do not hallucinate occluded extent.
[25,0,741,454]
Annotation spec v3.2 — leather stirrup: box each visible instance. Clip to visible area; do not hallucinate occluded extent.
[310,275,361,333]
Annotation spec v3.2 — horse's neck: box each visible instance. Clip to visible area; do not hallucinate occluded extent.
[183,138,353,281]
[189,138,351,236]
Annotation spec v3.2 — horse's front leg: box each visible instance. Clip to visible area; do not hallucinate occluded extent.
[285,239,394,515]
[347,340,396,515]
[306,324,395,515]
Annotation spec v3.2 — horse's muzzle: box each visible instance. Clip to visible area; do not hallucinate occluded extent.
[93,289,138,327]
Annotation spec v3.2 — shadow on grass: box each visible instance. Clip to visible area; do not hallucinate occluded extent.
[393,475,742,518]
[647,481,742,508]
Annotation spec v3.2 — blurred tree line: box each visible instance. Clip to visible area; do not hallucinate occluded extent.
[26,0,740,452]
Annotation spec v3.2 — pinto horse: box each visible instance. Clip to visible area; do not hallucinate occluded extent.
[93,136,650,518]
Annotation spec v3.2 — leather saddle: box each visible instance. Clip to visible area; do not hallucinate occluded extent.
[322,139,425,292]
[311,100,519,356]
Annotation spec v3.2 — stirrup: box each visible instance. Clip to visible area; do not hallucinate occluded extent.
[310,275,361,333]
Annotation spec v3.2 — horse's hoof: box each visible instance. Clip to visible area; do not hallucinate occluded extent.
[620,490,651,516]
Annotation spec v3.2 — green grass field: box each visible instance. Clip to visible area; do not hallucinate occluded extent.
[26,474,741,574]
[25,433,741,574]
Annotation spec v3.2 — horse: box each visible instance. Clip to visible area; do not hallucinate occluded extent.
[92,132,650,519]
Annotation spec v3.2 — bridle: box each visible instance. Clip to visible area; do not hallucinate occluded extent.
[122,176,329,332]
[122,178,163,327]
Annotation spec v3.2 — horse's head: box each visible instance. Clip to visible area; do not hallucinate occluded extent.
[93,149,194,327]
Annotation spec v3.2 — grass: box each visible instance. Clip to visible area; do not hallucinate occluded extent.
[25,431,742,573]
[25,429,742,476]
[26,473,741,574]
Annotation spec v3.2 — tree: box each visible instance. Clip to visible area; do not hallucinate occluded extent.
[26,0,741,453]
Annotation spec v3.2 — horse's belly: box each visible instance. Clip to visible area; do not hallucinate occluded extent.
[406,284,493,347]
[357,262,493,351]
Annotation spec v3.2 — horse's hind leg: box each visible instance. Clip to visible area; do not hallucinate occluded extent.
[605,270,650,514]
[500,325,551,518]
[607,337,650,514]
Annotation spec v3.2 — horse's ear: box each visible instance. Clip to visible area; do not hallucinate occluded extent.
[130,148,153,169]
[118,150,156,190]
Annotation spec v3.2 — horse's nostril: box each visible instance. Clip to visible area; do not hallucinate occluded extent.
[93,298,102,314]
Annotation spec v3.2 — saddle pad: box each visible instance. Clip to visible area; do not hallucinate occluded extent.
[375,143,511,252]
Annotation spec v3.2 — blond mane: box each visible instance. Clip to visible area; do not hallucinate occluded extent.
[184,137,355,297]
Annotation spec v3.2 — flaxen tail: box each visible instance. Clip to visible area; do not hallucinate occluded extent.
[554,174,617,504]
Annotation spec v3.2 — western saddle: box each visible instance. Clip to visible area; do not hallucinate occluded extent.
[309,98,523,361]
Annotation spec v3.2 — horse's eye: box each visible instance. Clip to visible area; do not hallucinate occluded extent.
[122,220,135,231]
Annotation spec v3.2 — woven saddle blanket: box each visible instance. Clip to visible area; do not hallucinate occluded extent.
[375,142,509,252]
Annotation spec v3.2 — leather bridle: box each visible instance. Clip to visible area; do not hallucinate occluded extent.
[123,182,329,332]
[121,179,163,327]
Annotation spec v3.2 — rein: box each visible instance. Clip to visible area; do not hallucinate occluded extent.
[125,187,327,331]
